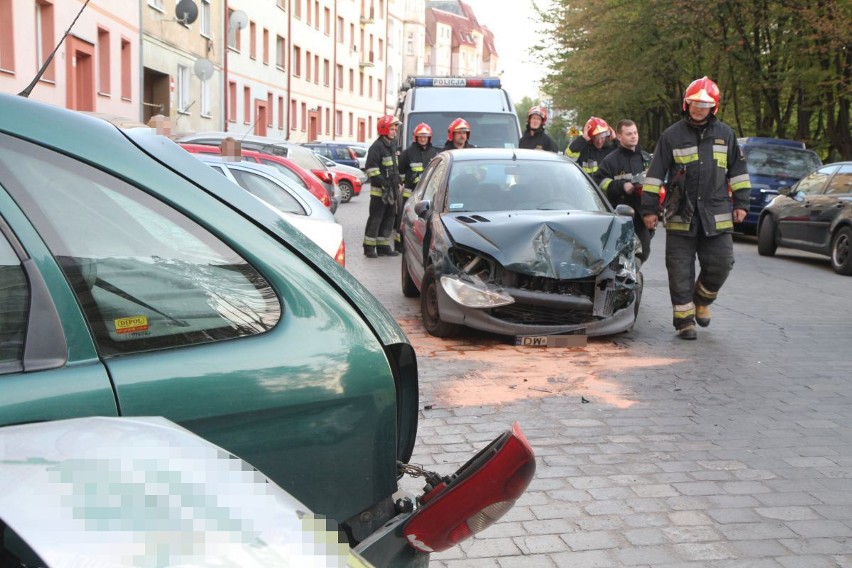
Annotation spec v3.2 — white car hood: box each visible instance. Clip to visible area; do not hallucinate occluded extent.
[282,213,344,260]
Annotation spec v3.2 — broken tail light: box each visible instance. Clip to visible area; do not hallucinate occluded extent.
[334,240,346,267]
[312,169,334,184]
[403,422,535,553]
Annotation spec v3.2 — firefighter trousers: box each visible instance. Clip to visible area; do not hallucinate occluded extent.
[665,230,734,330]
[363,195,397,250]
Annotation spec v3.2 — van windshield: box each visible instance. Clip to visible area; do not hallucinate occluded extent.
[403,112,520,150]
[743,145,822,180]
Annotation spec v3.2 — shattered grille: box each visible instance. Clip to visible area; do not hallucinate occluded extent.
[490,304,602,326]
[500,273,597,297]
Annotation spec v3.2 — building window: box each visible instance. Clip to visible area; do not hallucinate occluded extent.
[176,64,190,112]
[293,45,301,76]
[278,96,284,129]
[305,50,311,80]
[335,64,343,89]
[201,0,211,37]
[35,1,55,81]
[120,38,131,99]
[243,86,251,124]
[378,38,383,61]
[290,99,297,130]
[249,21,256,59]
[348,112,353,136]
[369,77,373,99]
[200,78,210,116]
[378,79,383,101]
[349,69,354,93]
[336,16,344,43]
[324,7,330,35]
[276,35,286,70]
[314,1,320,30]
[0,0,15,72]
[301,102,307,131]
[305,0,311,25]
[263,28,269,64]
[147,0,164,10]
[294,0,301,19]
[267,93,273,126]
[325,108,330,135]
[228,81,237,122]
[97,27,110,95]
[314,55,319,84]
[359,72,364,96]
[335,110,343,136]
[227,10,238,49]
[323,58,329,86]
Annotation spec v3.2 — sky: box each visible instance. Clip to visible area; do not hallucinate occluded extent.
[460,0,550,104]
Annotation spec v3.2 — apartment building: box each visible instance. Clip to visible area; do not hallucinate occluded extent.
[0,0,141,117]
[424,0,497,77]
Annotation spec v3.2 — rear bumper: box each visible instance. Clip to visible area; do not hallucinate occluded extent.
[354,510,429,568]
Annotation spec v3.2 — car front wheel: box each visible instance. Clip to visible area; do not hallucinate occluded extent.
[338,180,353,203]
[757,216,778,256]
[420,267,460,337]
[830,226,852,275]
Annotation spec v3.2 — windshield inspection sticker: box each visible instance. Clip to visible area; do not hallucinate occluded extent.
[115,315,149,335]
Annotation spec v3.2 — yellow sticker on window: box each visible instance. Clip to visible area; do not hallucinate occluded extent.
[115,315,149,334]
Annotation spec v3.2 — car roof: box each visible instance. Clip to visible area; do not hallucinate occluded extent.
[0,416,370,567]
[445,147,573,163]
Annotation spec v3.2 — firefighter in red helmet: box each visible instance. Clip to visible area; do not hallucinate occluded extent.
[519,105,558,152]
[640,76,751,340]
[363,115,402,258]
[395,122,438,251]
[565,116,617,175]
[442,118,476,151]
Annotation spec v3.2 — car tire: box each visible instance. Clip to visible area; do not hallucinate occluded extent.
[338,180,353,203]
[830,226,852,276]
[757,216,777,256]
[420,267,460,337]
[401,252,420,298]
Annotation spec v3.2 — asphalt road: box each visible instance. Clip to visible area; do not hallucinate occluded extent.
[336,189,852,568]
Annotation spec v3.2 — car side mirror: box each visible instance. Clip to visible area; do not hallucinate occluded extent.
[415,200,432,218]
[615,204,635,217]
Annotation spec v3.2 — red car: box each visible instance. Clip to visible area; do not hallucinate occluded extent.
[179,143,332,209]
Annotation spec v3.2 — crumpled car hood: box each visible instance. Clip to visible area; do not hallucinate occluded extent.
[440,210,635,279]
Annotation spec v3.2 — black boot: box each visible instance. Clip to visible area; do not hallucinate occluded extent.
[377,246,399,257]
[364,246,378,258]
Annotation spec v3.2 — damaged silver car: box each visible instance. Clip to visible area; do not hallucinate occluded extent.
[399,148,642,340]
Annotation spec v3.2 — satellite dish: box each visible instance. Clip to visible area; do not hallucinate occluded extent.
[175,0,199,25]
[193,58,214,81]
[228,10,249,31]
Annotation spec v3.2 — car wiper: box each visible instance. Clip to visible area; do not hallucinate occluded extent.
[94,277,190,327]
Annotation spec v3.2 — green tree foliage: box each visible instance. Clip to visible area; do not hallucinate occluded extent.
[534,0,851,161]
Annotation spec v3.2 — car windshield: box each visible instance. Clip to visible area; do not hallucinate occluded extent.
[743,145,822,180]
[286,147,327,171]
[405,112,520,149]
[446,159,609,213]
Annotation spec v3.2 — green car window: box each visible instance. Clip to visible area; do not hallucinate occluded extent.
[0,224,28,368]
[0,135,281,357]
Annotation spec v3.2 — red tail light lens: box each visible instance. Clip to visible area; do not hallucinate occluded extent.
[313,170,334,184]
[334,240,345,267]
[403,422,535,553]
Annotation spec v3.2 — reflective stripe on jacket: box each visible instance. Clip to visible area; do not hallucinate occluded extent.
[366,136,401,198]
[398,142,438,195]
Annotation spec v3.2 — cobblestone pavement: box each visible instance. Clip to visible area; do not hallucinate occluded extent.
[336,189,852,568]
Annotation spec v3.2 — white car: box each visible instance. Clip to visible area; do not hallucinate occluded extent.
[0,416,373,568]
[315,152,368,185]
[196,155,346,266]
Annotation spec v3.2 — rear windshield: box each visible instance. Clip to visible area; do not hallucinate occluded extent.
[403,112,520,150]
[743,145,822,180]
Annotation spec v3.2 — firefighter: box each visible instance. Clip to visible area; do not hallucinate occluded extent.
[363,115,403,258]
[639,76,751,340]
[595,119,654,262]
[565,116,617,175]
[442,117,476,151]
[396,122,438,251]
[518,106,558,152]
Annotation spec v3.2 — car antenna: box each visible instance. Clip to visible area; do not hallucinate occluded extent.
[18,0,92,98]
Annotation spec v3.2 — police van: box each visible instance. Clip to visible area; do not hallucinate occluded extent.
[395,76,521,151]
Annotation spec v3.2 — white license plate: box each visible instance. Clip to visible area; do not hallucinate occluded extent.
[515,334,587,348]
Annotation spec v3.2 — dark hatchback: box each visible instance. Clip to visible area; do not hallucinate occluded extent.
[400,148,642,340]
[757,161,852,275]
[303,141,362,169]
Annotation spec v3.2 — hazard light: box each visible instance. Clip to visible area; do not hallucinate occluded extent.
[403,422,535,553]
[410,77,502,89]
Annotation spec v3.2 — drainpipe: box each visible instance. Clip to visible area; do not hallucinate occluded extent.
[332,0,337,140]
[384,2,389,116]
[285,0,292,139]
[223,0,228,131]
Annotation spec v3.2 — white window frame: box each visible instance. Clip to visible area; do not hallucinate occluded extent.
[201,0,212,38]
[200,78,211,117]
[177,64,191,113]
[147,0,164,11]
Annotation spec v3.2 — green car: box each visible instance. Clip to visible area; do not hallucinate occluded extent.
[0,93,535,567]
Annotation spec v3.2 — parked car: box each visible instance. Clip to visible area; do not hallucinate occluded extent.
[350,142,368,170]
[400,148,642,339]
[313,152,366,202]
[176,132,342,212]
[303,141,361,169]
[737,137,823,234]
[757,161,852,275]
[180,142,333,209]
[0,416,374,568]
[0,92,536,566]
[193,154,346,266]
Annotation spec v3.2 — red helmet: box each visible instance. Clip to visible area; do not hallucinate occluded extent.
[377,115,400,137]
[683,76,720,115]
[413,122,432,141]
[583,117,611,140]
[528,106,547,124]
[447,117,471,141]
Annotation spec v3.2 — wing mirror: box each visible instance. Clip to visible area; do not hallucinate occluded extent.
[615,204,635,217]
[414,200,432,218]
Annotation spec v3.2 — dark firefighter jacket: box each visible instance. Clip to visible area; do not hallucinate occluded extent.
[398,142,438,197]
[366,136,401,200]
[640,116,751,236]
[565,136,617,175]
[518,126,558,152]
[441,140,476,151]
[595,144,652,215]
